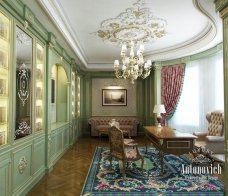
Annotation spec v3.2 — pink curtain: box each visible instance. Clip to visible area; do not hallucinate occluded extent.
[161,64,185,122]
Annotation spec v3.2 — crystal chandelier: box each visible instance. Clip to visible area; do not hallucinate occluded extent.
[94,0,167,84]
[114,41,152,84]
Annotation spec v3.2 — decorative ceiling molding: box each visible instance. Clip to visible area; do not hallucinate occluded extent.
[93,0,167,46]
[37,0,221,70]
[143,0,220,61]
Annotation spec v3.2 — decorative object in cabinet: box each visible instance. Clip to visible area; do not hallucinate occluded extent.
[0,11,10,146]
[0,78,6,95]
[36,68,42,80]
[0,50,7,68]
[0,106,6,123]
[0,13,9,40]
[0,131,5,145]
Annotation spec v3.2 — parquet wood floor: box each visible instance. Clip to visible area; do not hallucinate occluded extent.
[27,136,224,196]
[27,136,113,196]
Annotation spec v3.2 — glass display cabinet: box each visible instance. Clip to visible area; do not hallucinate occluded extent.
[76,76,80,117]
[0,11,10,145]
[15,26,32,139]
[35,43,44,132]
[71,72,75,118]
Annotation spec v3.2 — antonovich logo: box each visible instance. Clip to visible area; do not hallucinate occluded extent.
[181,146,222,175]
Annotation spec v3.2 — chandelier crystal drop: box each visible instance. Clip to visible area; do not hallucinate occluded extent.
[114,41,152,84]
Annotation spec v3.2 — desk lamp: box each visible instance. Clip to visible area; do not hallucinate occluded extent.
[153,104,166,127]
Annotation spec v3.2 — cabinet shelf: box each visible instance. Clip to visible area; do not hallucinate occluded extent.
[0,11,9,146]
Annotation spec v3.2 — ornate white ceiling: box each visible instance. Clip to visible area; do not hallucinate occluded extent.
[22,0,222,70]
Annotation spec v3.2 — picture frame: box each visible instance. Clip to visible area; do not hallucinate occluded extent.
[51,78,55,104]
[102,89,127,106]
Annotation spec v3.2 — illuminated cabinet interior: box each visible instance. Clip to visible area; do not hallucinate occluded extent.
[35,43,45,132]
[71,72,80,118]
[71,72,75,118]
[0,11,10,146]
[76,75,80,117]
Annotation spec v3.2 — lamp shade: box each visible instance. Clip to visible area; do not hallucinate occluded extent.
[153,104,166,114]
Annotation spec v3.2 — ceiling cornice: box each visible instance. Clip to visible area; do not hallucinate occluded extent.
[39,0,88,67]
[145,22,215,61]
[38,0,221,70]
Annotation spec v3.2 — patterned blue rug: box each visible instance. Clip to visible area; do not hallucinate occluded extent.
[81,147,224,195]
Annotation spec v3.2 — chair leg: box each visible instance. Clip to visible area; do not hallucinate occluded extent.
[109,156,112,169]
[141,157,144,171]
[122,160,126,180]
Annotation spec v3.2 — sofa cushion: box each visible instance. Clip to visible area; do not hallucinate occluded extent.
[89,116,139,136]
[119,125,133,131]
[95,125,109,131]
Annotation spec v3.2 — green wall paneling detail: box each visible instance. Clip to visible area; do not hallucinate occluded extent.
[56,128,64,156]
[50,131,57,162]
[49,124,70,166]
[215,1,228,193]
[0,154,10,196]
[33,137,45,176]
[63,127,69,149]
[24,5,34,25]
[12,144,32,193]
[215,0,228,12]
[0,0,24,24]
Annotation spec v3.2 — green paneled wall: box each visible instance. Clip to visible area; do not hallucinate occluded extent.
[0,0,227,195]
[12,144,32,193]
[0,0,82,195]
[0,154,10,196]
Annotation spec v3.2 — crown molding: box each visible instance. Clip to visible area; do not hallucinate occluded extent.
[38,0,221,70]
[38,0,88,67]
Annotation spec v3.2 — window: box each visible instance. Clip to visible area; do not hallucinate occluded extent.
[168,52,224,133]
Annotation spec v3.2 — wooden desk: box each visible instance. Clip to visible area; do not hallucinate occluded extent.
[144,126,197,174]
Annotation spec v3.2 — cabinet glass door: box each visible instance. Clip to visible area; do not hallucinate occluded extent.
[76,76,80,117]
[15,26,32,139]
[0,11,10,145]
[35,43,44,132]
[71,72,75,118]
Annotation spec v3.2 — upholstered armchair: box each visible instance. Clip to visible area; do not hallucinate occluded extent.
[193,111,224,154]
[108,126,144,179]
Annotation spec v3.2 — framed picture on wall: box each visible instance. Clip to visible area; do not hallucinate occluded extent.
[102,89,127,106]
[51,78,55,104]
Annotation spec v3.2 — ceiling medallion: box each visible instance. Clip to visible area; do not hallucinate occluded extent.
[95,0,167,45]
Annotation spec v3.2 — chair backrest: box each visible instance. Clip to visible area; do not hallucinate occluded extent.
[109,119,120,128]
[207,111,224,136]
[108,126,125,160]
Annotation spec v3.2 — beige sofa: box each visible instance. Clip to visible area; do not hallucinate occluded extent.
[88,116,139,137]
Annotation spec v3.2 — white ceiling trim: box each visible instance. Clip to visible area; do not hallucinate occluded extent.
[38,0,220,70]
[145,23,215,60]
[39,0,88,67]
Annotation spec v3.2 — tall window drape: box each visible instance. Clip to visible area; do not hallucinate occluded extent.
[168,52,224,133]
[161,64,185,122]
